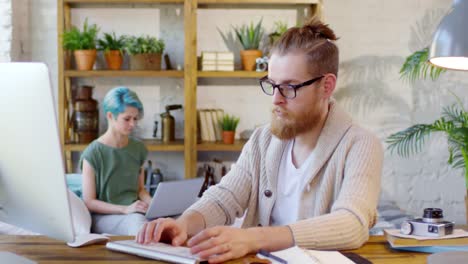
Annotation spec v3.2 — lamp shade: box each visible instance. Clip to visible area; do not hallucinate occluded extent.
[429,0,468,70]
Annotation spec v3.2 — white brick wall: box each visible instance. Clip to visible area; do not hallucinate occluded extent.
[324,0,467,224]
[13,0,468,223]
[0,0,12,62]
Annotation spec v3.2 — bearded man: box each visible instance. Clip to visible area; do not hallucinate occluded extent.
[137,19,383,263]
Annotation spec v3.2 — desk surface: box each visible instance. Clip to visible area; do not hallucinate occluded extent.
[0,235,429,264]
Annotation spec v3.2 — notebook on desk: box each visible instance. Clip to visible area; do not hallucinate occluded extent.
[258,246,356,264]
[145,178,204,219]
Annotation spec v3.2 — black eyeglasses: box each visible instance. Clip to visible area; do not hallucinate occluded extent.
[259,75,324,99]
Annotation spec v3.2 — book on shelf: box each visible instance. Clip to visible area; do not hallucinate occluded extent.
[201,51,217,60]
[201,51,234,61]
[217,51,234,61]
[197,108,224,142]
[217,59,234,65]
[216,64,234,71]
[199,51,235,71]
[201,64,217,71]
[197,110,210,142]
[215,109,224,132]
[210,109,222,141]
[204,109,216,141]
[106,240,201,264]
[201,60,216,66]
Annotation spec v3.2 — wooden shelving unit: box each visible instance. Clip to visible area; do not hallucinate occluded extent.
[197,140,246,151]
[57,0,321,177]
[197,71,265,78]
[65,70,184,78]
[64,0,184,4]
[64,139,185,152]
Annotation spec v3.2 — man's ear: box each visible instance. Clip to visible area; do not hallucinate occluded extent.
[322,74,337,98]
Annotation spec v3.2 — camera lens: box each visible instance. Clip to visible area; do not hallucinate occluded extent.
[423,208,443,223]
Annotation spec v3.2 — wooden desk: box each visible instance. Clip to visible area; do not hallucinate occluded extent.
[0,235,429,263]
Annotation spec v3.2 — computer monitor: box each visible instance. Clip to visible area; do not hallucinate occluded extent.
[0,63,75,242]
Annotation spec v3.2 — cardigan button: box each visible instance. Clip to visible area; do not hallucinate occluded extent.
[264,190,272,197]
[258,223,262,227]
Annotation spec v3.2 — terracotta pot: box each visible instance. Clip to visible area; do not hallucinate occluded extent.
[240,49,262,71]
[222,131,235,144]
[104,50,123,70]
[74,50,97,71]
[130,53,162,70]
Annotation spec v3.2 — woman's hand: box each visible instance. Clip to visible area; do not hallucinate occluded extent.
[124,200,148,214]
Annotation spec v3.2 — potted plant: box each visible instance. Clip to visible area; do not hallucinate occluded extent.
[62,19,99,71]
[97,32,126,70]
[233,19,264,71]
[124,35,165,70]
[220,114,240,144]
[386,48,468,220]
[268,20,288,47]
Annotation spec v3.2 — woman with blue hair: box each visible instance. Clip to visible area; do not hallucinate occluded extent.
[80,87,151,235]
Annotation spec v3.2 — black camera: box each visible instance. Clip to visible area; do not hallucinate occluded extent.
[400,208,454,237]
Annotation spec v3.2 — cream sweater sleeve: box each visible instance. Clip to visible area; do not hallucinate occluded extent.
[186,131,257,228]
[288,134,383,250]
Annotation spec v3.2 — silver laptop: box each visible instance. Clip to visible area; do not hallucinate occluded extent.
[145,178,204,219]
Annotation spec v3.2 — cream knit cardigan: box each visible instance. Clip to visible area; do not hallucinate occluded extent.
[188,100,383,250]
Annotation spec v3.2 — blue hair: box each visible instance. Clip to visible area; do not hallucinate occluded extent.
[102,87,144,119]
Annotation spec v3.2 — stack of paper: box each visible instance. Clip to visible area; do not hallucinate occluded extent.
[200,51,234,71]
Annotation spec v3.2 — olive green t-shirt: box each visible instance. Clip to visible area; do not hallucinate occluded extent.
[79,138,148,206]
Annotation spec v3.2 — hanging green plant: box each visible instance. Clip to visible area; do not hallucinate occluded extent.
[387,101,468,189]
[388,49,467,189]
[399,47,446,83]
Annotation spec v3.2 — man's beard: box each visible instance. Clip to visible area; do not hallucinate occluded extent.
[270,106,321,140]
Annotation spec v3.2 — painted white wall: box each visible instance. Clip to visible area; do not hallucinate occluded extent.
[11,0,468,223]
[0,0,12,62]
[323,0,468,224]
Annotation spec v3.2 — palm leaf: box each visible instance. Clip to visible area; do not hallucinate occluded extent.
[399,47,446,83]
[386,124,436,157]
[442,104,468,126]
[448,142,466,169]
